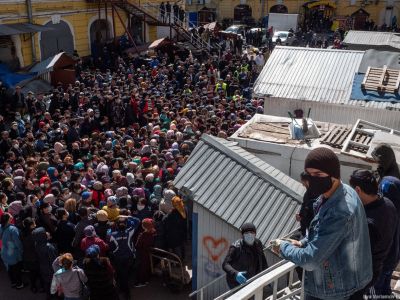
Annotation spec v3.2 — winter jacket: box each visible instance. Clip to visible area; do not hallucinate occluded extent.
[83,257,118,300]
[21,229,39,264]
[379,176,400,270]
[280,184,372,299]
[55,220,75,254]
[222,238,267,289]
[109,216,140,260]
[51,266,87,298]
[32,227,57,280]
[163,209,187,249]
[364,196,398,285]
[0,224,23,268]
[80,236,108,256]
[72,217,92,248]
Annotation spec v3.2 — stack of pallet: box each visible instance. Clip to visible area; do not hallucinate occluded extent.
[361,65,400,94]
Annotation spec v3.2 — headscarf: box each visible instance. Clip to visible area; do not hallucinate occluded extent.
[172,196,186,219]
[142,218,156,233]
[47,167,58,182]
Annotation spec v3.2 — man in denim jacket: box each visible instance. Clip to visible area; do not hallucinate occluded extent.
[277,147,372,300]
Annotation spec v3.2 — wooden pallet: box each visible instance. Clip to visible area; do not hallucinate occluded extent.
[320,126,351,149]
[362,65,400,94]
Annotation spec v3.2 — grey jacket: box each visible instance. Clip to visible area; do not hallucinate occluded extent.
[51,265,87,298]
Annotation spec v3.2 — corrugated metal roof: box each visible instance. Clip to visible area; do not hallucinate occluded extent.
[174,134,305,245]
[343,31,400,49]
[253,46,364,104]
[254,46,400,110]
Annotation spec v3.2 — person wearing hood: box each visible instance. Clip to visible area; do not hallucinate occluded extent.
[0,213,24,289]
[21,217,44,293]
[222,222,268,289]
[37,202,57,237]
[371,143,400,296]
[150,184,163,209]
[32,226,57,300]
[135,218,156,287]
[80,225,108,256]
[82,245,118,300]
[47,167,59,183]
[55,208,75,254]
[72,207,93,261]
[162,196,187,259]
[50,252,87,299]
[102,196,120,221]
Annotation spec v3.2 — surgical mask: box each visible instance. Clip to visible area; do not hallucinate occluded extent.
[5,167,12,173]
[243,232,256,246]
[307,176,333,197]
[137,204,145,211]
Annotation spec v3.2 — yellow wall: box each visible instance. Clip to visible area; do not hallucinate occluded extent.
[187,0,397,26]
[0,1,131,66]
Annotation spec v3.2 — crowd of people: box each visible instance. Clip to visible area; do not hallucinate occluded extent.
[0,38,265,300]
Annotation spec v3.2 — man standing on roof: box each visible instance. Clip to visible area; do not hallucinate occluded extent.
[273,147,372,300]
[222,222,268,289]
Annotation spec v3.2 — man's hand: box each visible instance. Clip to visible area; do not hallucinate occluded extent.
[282,238,302,248]
[295,213,301,222]
[235,272,247,285]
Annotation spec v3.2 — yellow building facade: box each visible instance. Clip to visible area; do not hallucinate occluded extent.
[186,0,399,29]
[0,0,173,68]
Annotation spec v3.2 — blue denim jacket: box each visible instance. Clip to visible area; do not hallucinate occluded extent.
[280,183,372,300]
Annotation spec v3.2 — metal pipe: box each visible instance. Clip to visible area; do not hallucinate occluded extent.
[26,0,36,62]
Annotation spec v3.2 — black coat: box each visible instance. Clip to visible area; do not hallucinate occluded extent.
[83,257,118,300]
[163,209,187,249]
[364,196,398,284]
[55,220,75,254]
[222,238,268,289]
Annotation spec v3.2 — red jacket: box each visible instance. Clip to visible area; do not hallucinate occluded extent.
[80,236,109,256]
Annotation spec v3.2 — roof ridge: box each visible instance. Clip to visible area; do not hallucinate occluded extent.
[200,134,304,203]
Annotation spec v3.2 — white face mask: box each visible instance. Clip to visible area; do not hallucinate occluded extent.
[137,204,145,211]
[243,232,256,246]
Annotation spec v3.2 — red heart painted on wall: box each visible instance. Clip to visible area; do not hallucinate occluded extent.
[203,236,229,262]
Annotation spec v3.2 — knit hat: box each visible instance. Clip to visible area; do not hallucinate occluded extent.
[104,189,114,199]
[43,193,55,204]
[96,210,108,222]
[84,225,96,237]
[304,147,340,179]
[81,191,92,201]
[107,196,117,206]
[126,173,135,185]
[86,245,100,258]
[240,222,256,234]
[93,181,103,191]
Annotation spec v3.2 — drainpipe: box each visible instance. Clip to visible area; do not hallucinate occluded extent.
[26,0,36,62]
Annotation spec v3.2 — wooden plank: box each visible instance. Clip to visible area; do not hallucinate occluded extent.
[336,129,350,146]
[331,128,346,145]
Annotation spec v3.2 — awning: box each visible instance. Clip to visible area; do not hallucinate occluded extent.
[0,23,53,36]
[148,37,172,50]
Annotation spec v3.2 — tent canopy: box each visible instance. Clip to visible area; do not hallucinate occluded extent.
[148,37,173,50]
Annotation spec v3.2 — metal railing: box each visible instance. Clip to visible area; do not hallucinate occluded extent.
[224,261,304,300]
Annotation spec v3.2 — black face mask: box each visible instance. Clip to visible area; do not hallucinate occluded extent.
[118,224,127,231]
[307,176,333,197]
